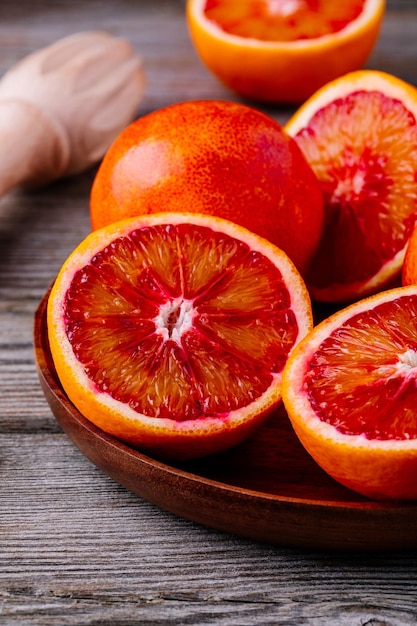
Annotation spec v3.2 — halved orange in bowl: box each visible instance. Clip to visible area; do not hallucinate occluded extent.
[186,0,385,103]
[47,212,313,461]
[282,285,417,501]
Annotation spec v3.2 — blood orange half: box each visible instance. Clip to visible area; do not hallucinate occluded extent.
[186,0,385,103]
[282,286,417,501]
[48,213,313,460]
[286,70,417,303]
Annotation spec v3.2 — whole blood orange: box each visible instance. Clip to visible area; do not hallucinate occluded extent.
[186,0,385,103]
[286,70,417,303]
[282,286,417,501]
[48,212,313,460]
[402,223,417,286]
[90,99,324,274]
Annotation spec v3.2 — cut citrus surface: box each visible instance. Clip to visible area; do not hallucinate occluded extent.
[402,223,417,286]
[282,285,417,501]
[285,70,417,303]
[90,99,324,274]
[47,212,313,461]
[186,0,385,103]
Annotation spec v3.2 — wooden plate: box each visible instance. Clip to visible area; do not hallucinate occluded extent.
[34,291,417,551]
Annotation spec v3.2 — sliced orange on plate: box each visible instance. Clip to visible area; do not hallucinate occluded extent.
[282,285,417,501]
[186,0,385,103]
[47,212,313,461]
[286,70,417,303]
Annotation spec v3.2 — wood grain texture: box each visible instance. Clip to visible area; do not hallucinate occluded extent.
[1,1,417,624]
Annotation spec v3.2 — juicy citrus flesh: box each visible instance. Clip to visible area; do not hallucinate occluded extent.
[64,225,296,418]
[304,295,417,440]
[282,286,417,500]
[286,72,417,303]
[90,99,324,275]
[48,213,312,460]
[186,0,385,103]
[204,0,366,42]
[403,223,417,286]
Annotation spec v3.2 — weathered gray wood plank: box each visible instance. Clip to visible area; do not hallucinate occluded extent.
[1,0,417,624]
[2,436,417,625]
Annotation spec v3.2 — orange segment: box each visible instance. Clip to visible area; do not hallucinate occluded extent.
[286,70,417,303]
[282,286,417,500]
[48,212,313,460]
[186,0,385,103]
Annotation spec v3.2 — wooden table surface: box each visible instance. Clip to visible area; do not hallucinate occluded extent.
[2,1,417,624]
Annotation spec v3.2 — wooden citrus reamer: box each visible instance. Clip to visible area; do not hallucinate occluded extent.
[0,31,146,197]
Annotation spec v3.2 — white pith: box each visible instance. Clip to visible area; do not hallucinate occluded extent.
[396,348,417,374]
[268,0,305,18]
[154,297,195,343]
[333,168,366,203]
